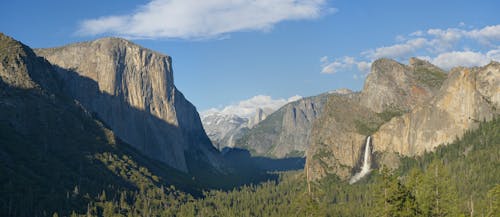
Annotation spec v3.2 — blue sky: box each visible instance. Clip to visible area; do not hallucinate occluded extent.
[1,0,499,113]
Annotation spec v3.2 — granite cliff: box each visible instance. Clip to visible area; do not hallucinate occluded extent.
[359,58,446,113]
[35,38,221,172]
[373,62,499,157]
[236,93,331,158]
[306,58,454,181]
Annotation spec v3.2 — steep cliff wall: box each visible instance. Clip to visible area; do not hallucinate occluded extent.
[36,38,220,172]
[373,62,499,156]
[306,58,450,181]
[236,93,330,158]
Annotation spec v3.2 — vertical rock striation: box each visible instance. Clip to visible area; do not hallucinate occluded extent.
[35,38,221,172]
[306,58,450,181]
[360,58,446,113]
[373,62,499,156]
[237,93,330,158]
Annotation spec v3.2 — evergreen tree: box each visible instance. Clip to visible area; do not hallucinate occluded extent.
[420,160,459,217]
[487,184,500,217]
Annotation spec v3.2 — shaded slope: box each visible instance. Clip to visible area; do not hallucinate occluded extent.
[36,38,221,172]
[0,33,201,216]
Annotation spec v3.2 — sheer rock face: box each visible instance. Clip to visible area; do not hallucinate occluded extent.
[36,38,220,172]
[373,62,500,156]
[236,94,329,158]
[306,59,499,182]
[248,108,268,128]
[360,58,446,113]
[306,58,447,181]
[306,94,377,180]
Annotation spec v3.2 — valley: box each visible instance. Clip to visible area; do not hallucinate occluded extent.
[1,4,499,215]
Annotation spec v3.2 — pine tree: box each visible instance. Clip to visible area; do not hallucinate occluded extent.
[420,160,459,217]
[487,184,500,217]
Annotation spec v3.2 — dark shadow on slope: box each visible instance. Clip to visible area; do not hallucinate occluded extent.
[0,64,279,216]
[50,66,283,189]
[221,147,305,173]
[0,79,180,216]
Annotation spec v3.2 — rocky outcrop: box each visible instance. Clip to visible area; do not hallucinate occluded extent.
[0,33,58,91]
[236,93,330,158]
[248,108,269,128]
[360,58,446,113]
[35,38,221,172]
[306,93,379,180]
[373,62,499,156]
[306,58,449,181]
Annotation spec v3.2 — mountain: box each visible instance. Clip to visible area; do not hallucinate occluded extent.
[248,108,269,128]
[373,62,499,157]
[305,58,465,181]
[201,112,249,150]
[359,57,446,113]
[35,38,221,172]
[201,107,273,150]
[0,33,202,216]
[235,93,332,158]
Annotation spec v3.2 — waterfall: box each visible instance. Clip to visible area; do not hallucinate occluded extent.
[349,136,372,184]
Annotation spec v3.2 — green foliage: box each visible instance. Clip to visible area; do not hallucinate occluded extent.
[284,150,305,158]
[413,65,447,88]
[487,184,500,217]
[355,107,405,135]
[2,73,498,217]
[354,118,382,135]
[377,107,405,122]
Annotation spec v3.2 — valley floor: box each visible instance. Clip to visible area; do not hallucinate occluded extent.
[60,117,499,217]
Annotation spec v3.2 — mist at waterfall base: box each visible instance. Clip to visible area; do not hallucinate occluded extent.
[349,136,372,184]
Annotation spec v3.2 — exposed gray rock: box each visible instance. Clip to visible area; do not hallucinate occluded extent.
[35,37,221,172]
[373,62,500,156]
[236,93,330,158]
[306,58,449,181]
[201,113,249,150]
[359,58,446,113]
[248,108,269,128]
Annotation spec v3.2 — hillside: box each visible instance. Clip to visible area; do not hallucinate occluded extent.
[235,93,332,158]
[35,38,222,173]
[75,116,500,216]
[0,33,274,217]
[306,58,499,181]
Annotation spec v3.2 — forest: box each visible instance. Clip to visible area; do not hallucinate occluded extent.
[53,117,499,217]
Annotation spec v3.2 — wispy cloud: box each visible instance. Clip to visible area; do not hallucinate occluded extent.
[202,95,302,118]
[320,56,371,75]
[321,24,500,75]
[77,0,335,39]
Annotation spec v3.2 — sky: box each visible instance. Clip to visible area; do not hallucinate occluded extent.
[1,0,499,115]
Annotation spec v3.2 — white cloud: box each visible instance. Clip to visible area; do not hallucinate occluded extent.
[466,25,500,45]
[202,94,302,118]
[321,56,372,75]
[363,38,428,59]
[430,51,490,70]
[321,24,500,76]
[77,0,334,39]
[321,56,357,74]
[486,49,500,60]
[356,61,372,74]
